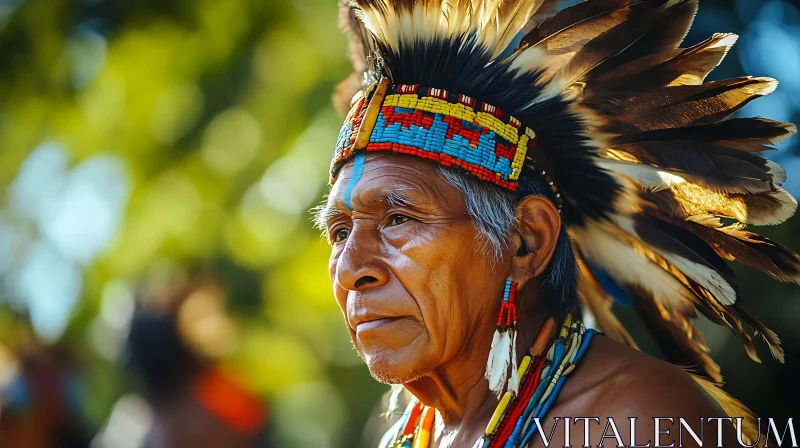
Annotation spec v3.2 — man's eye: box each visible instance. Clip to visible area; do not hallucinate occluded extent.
[390,214,411,226]
[333,228,350,242]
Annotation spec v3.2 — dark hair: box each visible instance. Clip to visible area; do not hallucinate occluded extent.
[518,175,579,320]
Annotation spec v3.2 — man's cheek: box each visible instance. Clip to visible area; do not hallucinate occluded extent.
[332,286,349,321]
[328,254,340,281]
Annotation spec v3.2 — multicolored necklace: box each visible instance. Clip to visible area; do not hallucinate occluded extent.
[384,313,596,448]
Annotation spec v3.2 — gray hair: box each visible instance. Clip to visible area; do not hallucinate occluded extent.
[436,166,516,264]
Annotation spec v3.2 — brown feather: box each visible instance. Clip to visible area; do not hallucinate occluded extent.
[736,188,798,225]
[610,117,797,151]
[589,218,732,315]
[519,0,662,86]
[520,0,562,35]
[528,1,700,89]
[631,285,722,382]
[583,215,765,370]
[588,33,736,95]
[625,211,792,361]
[557,7,657,86]
[520,0,640,48]
[495,0,549,54]
[620,140,785,185]
[599,151,774,195]
[701,299,762,363]
[736,305,785,363]
[698,298,763,363]
[571,219,700,315]
[631,215,736,286]
[651,214,800,284]
[600,139,786,191]
[594,0,698,71]
[575,217,763,363]
[586,77,778,134]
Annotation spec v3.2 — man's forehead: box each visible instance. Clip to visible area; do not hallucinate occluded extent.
[330,154,451,209]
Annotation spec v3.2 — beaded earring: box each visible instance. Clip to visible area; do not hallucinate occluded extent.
[485,279,519,398]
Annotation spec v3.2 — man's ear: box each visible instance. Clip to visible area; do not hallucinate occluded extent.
[509,195,562,289]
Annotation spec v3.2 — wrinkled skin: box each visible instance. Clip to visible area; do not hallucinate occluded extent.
[325,155,515,385]
[320,153,736,447]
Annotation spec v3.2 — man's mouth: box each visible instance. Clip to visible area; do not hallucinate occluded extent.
[356,316,404,332]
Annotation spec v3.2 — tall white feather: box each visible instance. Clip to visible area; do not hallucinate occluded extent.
[485,330,511,398]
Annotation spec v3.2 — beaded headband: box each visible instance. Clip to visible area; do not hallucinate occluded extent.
[330,78,561,204]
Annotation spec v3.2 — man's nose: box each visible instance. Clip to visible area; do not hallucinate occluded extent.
[335,227,390,291]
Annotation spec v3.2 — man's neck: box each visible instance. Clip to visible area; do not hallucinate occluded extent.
[402,300,548,445]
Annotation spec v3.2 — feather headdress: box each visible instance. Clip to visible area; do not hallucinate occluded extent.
[332,0,797,440]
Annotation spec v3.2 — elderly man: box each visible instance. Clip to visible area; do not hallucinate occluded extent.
[317,0,798,447]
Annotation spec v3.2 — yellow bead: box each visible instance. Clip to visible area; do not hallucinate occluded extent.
[413,407,435,448]
[559,313,573,339]
[485,392,513,435]
[518,355,532,380]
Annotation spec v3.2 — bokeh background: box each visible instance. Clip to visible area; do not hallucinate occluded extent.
[0,0,797,447]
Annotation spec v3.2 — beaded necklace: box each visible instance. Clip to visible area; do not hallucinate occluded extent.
[384,313,596,448]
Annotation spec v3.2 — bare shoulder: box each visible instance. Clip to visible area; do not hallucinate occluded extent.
[532,335,734,447]
[556,334,726,417]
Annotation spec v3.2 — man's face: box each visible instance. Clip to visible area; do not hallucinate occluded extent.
[322,153,510,384]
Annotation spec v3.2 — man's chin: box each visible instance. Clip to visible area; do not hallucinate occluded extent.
[362,349,427,385]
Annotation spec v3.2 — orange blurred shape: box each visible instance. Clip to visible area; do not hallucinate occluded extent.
[192,369,266,435]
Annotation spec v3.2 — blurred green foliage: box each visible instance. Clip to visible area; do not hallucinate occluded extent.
[0,1,388,446]
[0,0,798,447]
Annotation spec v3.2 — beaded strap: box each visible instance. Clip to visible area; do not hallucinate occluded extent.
[481,314,597,448]
[331,78,561,205]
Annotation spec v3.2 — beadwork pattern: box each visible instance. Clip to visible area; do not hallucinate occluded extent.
[497,280,518,330]
[332,82,543,194]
